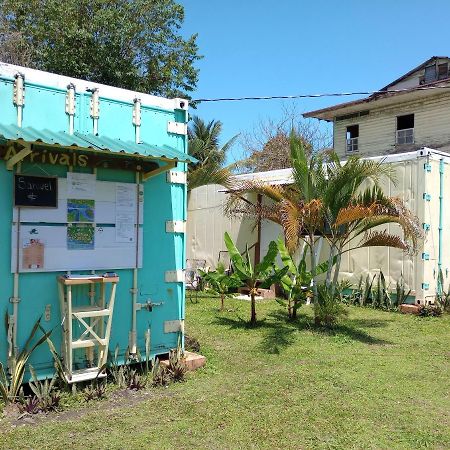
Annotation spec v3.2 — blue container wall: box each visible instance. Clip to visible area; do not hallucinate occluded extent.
[0,76,188,379]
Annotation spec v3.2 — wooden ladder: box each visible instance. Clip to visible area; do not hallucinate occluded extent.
[57,275,119,383]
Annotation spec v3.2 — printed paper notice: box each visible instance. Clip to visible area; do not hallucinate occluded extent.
[22,238,44,269]
[67,173,96,199]
[116,213,136,243]
[67,224,95,250]
[116,183,136,213]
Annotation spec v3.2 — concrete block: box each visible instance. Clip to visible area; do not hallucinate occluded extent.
[160,351,206,372]
[400,304,421,315]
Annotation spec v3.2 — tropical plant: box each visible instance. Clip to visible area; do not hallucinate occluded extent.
[224,232,282,325]
[200,262,242,311]
[272,238,332,318]
[166,343,187,382]
[28,366,60,412]
[40,327,69,390]
[0,316,52,404]
[187,116,240,190]
[226,133,422,324]
[395,273,412,308]
[436,269,450,312]
[314,284,348,327]
[83,381,106,402]
[151,358,170,387]
[371,270,392,310]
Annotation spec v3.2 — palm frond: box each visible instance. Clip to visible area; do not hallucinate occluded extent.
[359,230,408,251]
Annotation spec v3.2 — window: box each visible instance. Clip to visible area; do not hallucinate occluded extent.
[424,65,437,83]
[438,63,449,80]
[346,125,359,153]
[396,114,414,145]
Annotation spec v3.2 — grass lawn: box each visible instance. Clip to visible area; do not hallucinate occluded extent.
[1,297,449,449]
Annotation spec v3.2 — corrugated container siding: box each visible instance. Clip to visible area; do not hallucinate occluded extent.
[186,184,255,269]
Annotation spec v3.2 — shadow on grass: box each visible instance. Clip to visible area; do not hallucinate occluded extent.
[213,309,392,353]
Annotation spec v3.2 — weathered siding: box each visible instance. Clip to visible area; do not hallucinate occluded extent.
[334,94,450,158]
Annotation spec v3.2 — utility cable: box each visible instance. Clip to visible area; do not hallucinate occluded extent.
[193,85,450,103]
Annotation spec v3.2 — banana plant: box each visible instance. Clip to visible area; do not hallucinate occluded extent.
[273,237,334,318]
[224,232,281,324]
[0,316,52,404]
[200,262,242,311]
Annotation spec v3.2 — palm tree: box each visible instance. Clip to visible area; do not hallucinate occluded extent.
[187,116,239,191]
[226,132,423,303]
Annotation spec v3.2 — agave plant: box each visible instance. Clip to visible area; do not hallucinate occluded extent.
[28,365,60,412]
[0,316,52,404]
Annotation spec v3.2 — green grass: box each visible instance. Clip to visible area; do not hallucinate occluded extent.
[1,298,449,449]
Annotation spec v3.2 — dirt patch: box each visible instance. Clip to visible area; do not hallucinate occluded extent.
[0,386,176,431]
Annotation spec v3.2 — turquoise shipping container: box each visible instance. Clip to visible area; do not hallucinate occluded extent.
[0,63,196,383]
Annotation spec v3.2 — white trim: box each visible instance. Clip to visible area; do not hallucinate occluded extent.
[165,220,186,233]
[164,319,184,333]
[0,62,187,112]
[167,121,187,135]
[165,270,185,283]
[166,170,187,184]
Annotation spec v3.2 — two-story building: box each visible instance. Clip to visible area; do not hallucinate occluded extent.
[304,56,450,158]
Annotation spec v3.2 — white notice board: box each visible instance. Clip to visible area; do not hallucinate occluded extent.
[11,176,144,273]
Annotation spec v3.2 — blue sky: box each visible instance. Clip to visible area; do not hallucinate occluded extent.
[179,0,450,161]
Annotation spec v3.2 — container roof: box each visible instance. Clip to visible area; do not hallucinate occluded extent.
[0,124,197,164]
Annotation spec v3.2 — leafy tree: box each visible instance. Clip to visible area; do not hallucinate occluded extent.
[240,106,332,173]
[200,263,242,311]
[187,116,239,190]
[224,233,282,325]
[0,0,201,98]
[227,133,422,323]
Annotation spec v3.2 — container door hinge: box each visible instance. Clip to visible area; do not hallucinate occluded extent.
[166,220,186,233]
[422,223,430,231]
[167,121,187,135]
[13,73,25,107]
[164,319,184,334]
[165,270,185,283]
[9,296,20,304]
[133,98,142,143]
[421,252,430,261]
[166,170,187,185]
[422,283,429,290]
[423,193,431,201]
[424,163,432,173]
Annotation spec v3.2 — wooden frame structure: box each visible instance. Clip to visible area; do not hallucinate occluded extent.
[57,275,118,383]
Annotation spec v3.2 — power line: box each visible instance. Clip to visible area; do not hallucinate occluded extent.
[193,85,450,103]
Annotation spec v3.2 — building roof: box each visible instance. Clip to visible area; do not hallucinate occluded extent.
[303,57,450,121]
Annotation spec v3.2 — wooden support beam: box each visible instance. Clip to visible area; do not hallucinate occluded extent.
[6,143,31,170]
[143,160,177,181]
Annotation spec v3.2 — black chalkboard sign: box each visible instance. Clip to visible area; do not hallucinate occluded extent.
[14,174,58,208]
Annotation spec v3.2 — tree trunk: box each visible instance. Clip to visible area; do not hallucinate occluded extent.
[287,294,293,318]
[220,294,225,311]
[330,252,342,298]
[250,292,257,324]
[309,235,318,302]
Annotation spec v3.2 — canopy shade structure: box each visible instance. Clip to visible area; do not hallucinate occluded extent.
[0,124,197,180]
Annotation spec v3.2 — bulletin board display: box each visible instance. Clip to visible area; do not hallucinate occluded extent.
[11,173,144,273]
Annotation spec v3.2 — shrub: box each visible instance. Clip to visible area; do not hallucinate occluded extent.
[314,284,348,327]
